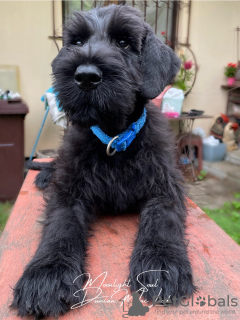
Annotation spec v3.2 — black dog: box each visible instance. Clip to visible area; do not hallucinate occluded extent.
[11,5,196,319]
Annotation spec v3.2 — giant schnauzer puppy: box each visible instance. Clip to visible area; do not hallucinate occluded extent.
[11,4,196,318]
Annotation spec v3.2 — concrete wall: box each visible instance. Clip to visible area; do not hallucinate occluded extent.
[0,1,239,156]
[0,1,63,157]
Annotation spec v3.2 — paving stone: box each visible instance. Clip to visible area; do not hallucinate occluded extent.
[225,149,240,165]
[187,177,240,209]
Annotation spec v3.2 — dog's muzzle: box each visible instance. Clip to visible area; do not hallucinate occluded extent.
[74,65,102,90]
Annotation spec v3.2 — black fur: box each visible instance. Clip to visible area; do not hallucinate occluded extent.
[27,161,55,190]
[11,5,196,319]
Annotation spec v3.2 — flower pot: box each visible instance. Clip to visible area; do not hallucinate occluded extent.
[227,77,235,86]
[161,88,184,116]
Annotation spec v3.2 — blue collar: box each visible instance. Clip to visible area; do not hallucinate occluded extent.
[90,107,147,156]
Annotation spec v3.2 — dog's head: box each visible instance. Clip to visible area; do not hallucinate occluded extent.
[52,5,180,129]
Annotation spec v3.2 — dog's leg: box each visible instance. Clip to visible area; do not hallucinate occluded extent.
[34,167,54,189]
[27,161,55,189]
[129,197,196,304]
[11,200,93,318]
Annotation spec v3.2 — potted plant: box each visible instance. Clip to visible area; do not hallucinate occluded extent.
[159,53,191,117]
[160,52,194,116]
[173,56,194,92]
[224,63,237,85]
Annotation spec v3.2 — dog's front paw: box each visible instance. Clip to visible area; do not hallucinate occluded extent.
[11,264,85,319]
[35,170,52,190]
[129,245,196,303]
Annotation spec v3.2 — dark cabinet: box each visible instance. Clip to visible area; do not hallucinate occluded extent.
[0,99,28,201]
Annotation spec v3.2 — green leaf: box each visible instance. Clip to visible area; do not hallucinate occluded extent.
[232,201,240,210]
[0,202,13,231]
[202,200,240,245]
[231,211,240,222]
[200,170,207,177]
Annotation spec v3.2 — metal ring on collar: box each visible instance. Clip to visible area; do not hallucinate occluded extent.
[106,136,119,156]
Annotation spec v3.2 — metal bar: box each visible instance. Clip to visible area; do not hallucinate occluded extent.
[67,0,69,17]
[52,0,60,51]
[188,119,196,180]
[52,0,55,37]
[155,1,158,34]
[144,1,147,21]
[186,0,192,46]
[48,36,63,40]
[166,0,169,44]
[62,0,66,25]
[81,0,83,11]
[176,0,180,46]
[236,26,240,62]
[171,0,179,49]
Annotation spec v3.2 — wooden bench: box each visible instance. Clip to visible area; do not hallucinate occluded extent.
[0,162,240,320]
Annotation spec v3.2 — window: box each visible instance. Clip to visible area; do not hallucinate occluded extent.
[62,0,180,49]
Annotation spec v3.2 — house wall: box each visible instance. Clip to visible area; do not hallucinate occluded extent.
[182,1,240,135]
[0,1,239,156]
[0,1,63,157]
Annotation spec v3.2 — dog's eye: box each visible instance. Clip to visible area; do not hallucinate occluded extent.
[74,37,85,46]
[117,39,129,49]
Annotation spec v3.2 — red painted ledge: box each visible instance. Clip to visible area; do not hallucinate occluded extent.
[0,159,239,320]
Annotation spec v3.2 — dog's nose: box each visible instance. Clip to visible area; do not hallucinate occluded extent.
[74,65,102,90]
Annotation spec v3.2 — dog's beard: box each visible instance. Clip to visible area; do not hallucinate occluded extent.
[52,48,142,131]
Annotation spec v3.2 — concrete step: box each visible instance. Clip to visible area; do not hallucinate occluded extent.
[225,149,240,165]
[202,160,240,185]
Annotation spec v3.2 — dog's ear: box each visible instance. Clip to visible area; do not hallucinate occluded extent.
[140,25,181,99]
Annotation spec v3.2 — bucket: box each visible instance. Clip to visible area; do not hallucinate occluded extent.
[36,149,58,159]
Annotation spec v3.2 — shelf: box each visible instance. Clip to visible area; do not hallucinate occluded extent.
[229,99,240,104]
[227,114,240,120]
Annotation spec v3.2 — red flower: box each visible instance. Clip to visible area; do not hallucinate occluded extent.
[227,63,236,68]
[161,31,166,35]
[184,60,193,70]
